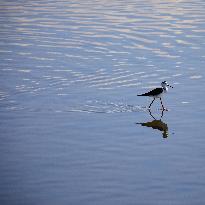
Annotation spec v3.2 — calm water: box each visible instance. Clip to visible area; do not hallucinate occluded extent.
[1,0,205,204]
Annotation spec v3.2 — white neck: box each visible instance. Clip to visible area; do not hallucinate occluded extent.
[162,85,168,92]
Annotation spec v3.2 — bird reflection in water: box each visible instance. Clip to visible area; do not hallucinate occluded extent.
[136,110,169,138]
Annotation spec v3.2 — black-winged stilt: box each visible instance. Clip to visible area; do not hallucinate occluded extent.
[137,81,173,110]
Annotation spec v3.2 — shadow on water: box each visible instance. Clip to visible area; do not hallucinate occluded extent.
[136,109,169,138]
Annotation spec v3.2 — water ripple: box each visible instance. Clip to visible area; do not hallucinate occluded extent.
[0,0,205,112]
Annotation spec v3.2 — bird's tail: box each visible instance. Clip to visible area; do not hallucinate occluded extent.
[137,93,147,96]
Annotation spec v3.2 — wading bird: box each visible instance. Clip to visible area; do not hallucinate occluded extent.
[137,81,173,110]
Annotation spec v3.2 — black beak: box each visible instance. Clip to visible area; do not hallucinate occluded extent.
[168,85,173,88]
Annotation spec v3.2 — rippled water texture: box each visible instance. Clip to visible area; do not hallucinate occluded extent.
[0,0,205,204]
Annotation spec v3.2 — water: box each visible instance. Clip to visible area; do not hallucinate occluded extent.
[0,0,205,204]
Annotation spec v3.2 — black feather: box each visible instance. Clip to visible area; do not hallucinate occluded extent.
[138,88,163,96]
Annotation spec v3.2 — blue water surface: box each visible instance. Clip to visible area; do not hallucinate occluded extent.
[0,0,205,204]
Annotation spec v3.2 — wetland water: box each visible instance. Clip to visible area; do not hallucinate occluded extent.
[0,0,205,204]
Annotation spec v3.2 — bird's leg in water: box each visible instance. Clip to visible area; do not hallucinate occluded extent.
[160,97,165,110]
[148,98,155,109]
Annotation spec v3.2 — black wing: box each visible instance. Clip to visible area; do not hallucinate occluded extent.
[138,88,163,96]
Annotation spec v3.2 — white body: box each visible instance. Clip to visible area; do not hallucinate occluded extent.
[150,82,169,98]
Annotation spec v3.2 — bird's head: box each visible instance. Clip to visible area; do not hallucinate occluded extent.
[161,81,173,88]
